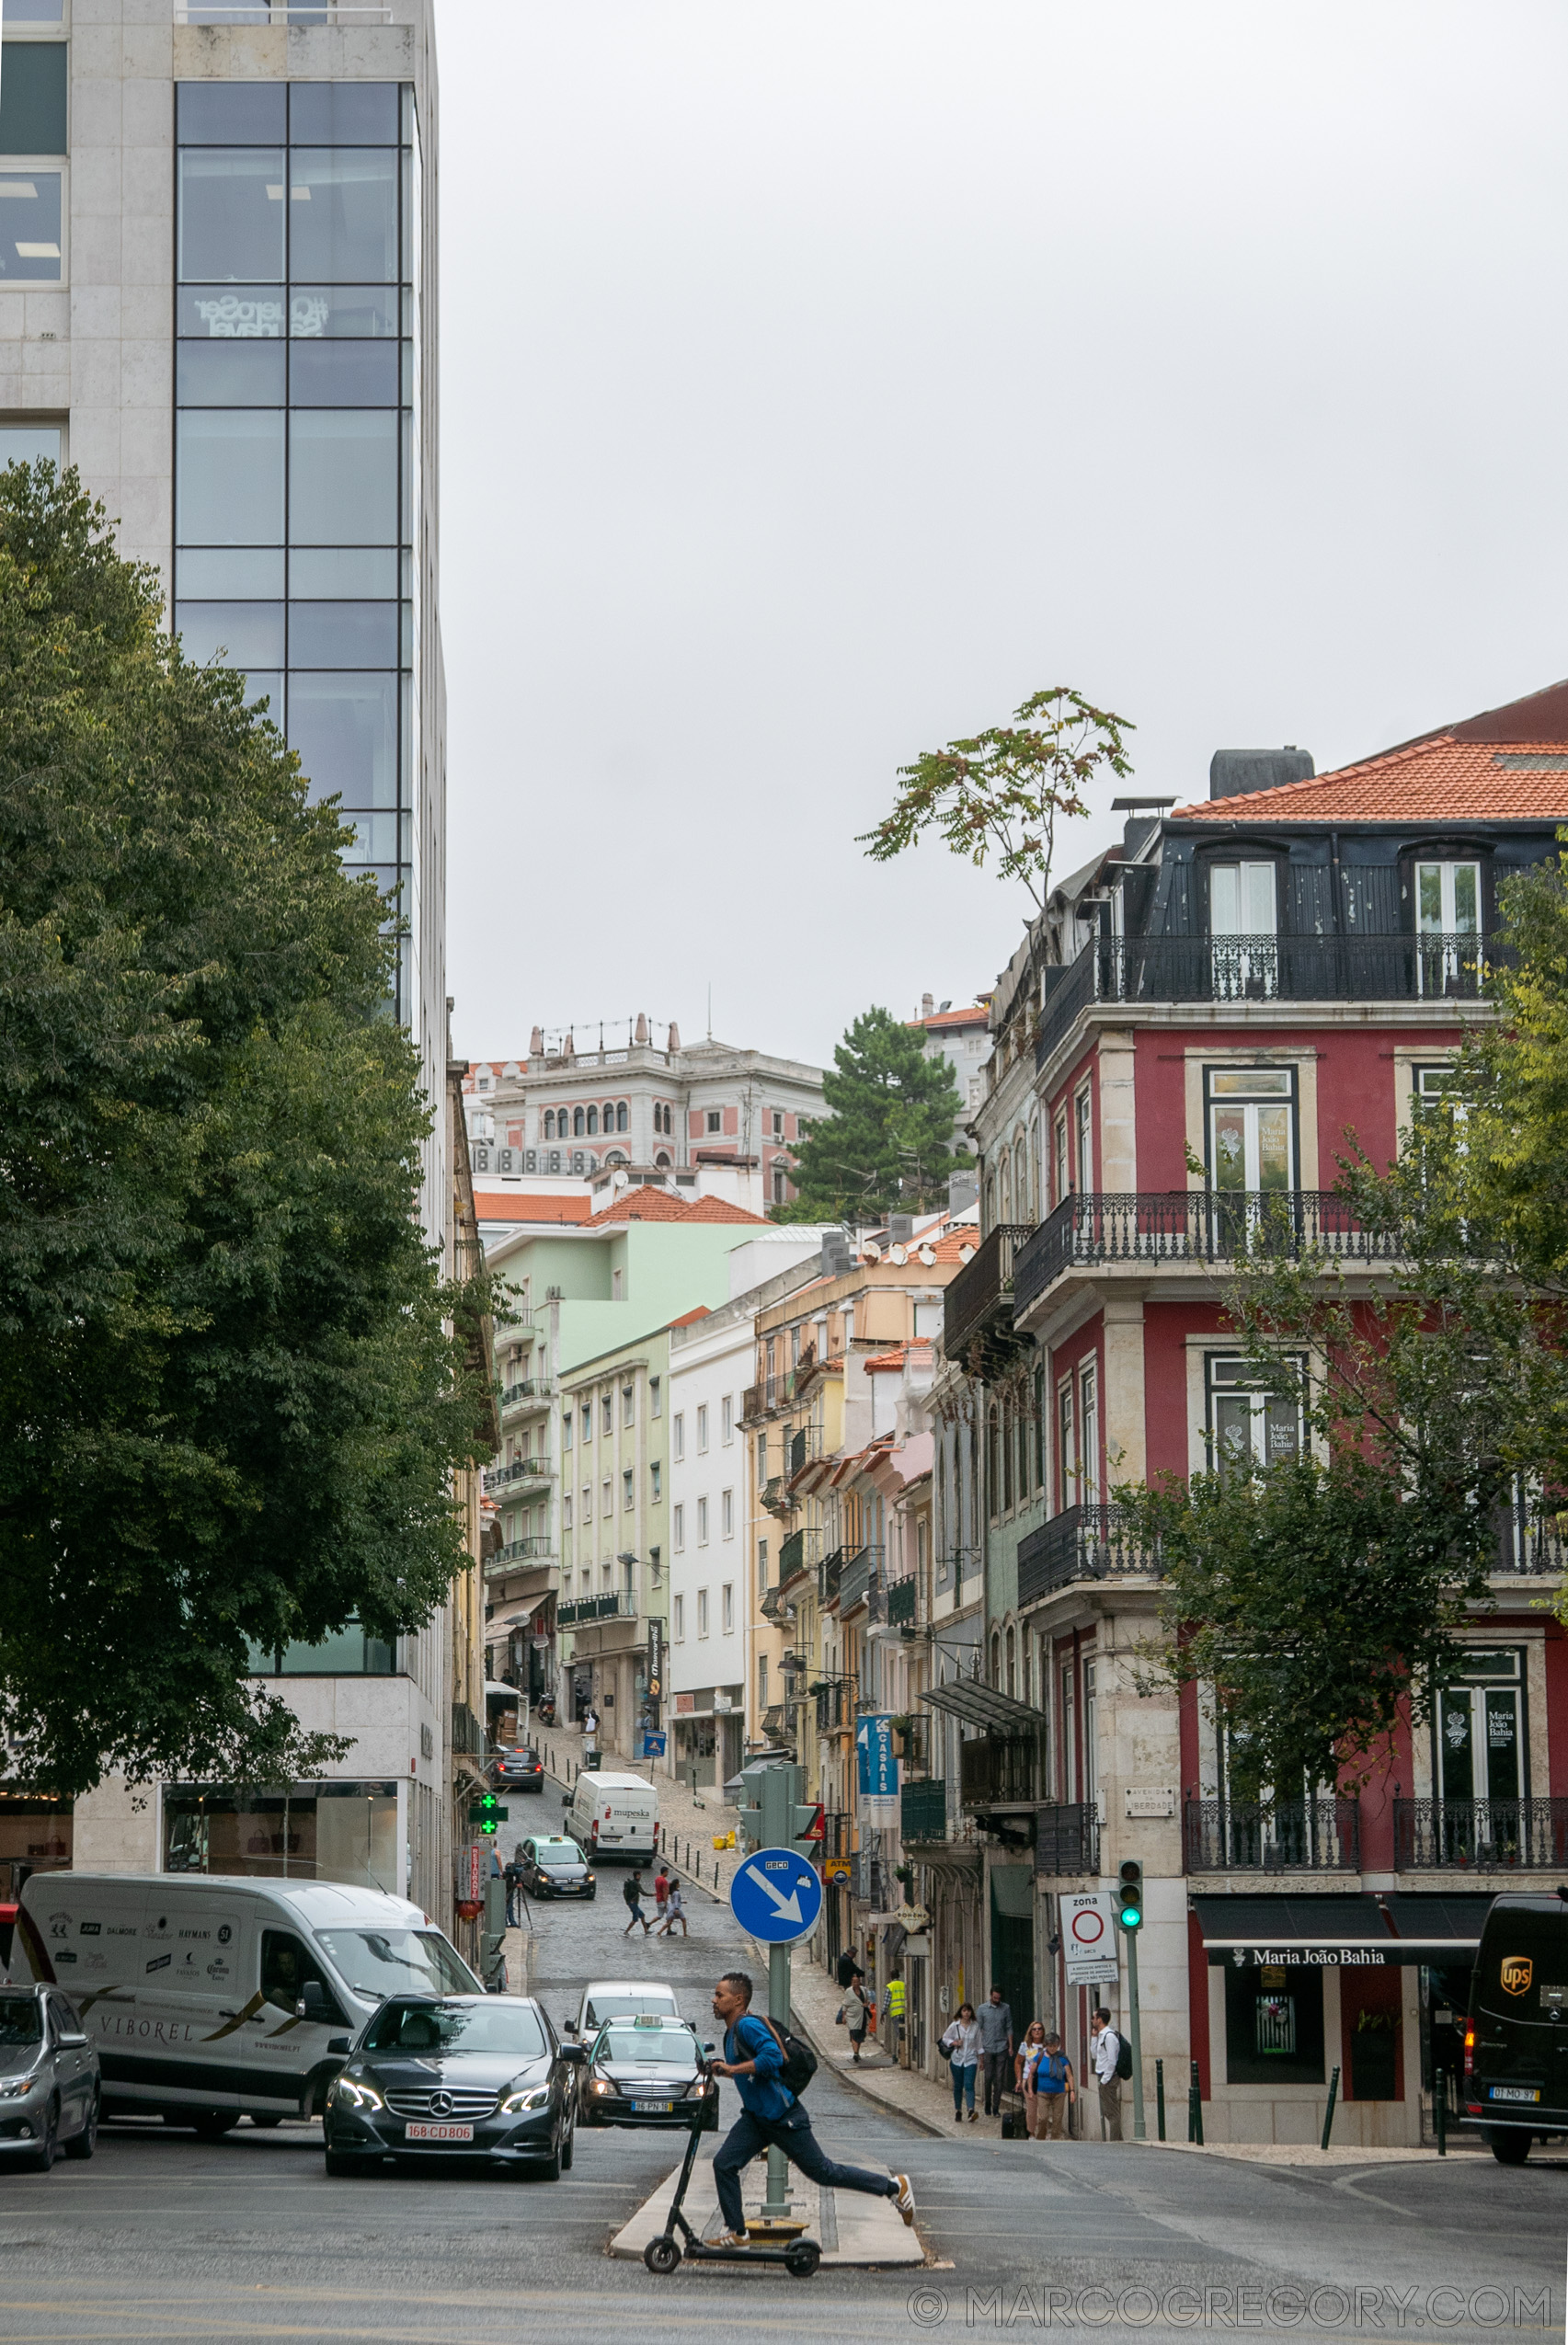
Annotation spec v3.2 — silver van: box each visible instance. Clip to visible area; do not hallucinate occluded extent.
[11,1872,480,2135]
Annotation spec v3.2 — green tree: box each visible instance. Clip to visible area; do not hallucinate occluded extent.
[859,686,1133,918]
[0,464,493,1797]
[778,1006,967,1221]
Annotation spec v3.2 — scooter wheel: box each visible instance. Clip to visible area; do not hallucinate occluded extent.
[784,2241,821,2279]
[644,2236,681,2276]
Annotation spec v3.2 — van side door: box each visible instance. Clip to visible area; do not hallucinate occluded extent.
[245,1928,351,2118]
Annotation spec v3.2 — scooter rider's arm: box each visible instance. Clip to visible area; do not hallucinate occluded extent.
[710,2016,782,2082]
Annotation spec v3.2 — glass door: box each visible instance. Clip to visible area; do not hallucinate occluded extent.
[1415,860,1481,997]
[1207,1067,1295,1253]
[1436,1650,1524,1859]
[1208,862,1278,998]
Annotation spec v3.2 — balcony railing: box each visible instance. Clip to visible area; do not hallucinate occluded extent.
[818,1544,847,1606]
[451,1701,485,1758]
[959,1732,1041,1807]
[1036,1802,1101,1876]
[836,1544,884,1615]
[499,1378,550,1412]
[556,1591,637,1627]
[1014,1189,1403,1319]
[1038,932,1501,1070]
[484,1540,557,1582]
[485,1458,556,1494]
[887,1574,917,1629]
[1183,1797,1361,1872]
[944,1223,1035,1359]
[777,1527,821,1587]
[815,1680,853,1732]
[901,1777,949,1844]
[1394,1796,1568,1870]
[789,1424,825,1479]
[1494,1494,1568,1577]
[1016,1504,1159,1609]
[761,1474,795,1519]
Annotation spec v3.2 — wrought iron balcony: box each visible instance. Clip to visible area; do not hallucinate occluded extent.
[556,1591,637,1627]
[836,1544,884,1615]
[901,1776,949,1844]
[483,1540,557,1583]
[1494,1495,1568,1577]
[814,1679,853,1733]
[944,1223,1034,1360]
[485,1458,556,1494]
[1183,1797,1361,1872]
[761,1473,795,1519]
[1037,931,1501,1071]
[1035,1802,1101,1876]
[959,1733,1041,1807]
[1394,1796,1568,1870]
[499,1378,551,1413]
[451,1700,485,1758]
[789,1424,825,1479]
[1016,1504,1159,1609]
[777,1527,820,1587]
[1014,1189,1402,1320]
[886,1574,917,1628]
[818,1544,846,1606]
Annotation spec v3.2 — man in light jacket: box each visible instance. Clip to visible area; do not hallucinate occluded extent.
[978,1985,1013,2118]
[1090,2008,1123,2140]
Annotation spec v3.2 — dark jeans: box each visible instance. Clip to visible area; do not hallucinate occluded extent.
[950,2059,977,2115]
[712,2103,895,2235]
[982,2050,1010,2114]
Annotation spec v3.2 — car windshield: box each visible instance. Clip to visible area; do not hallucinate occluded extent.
[532,1840,581,1862]
[362,2000,548,2057]
[318,1928,480,2004]
[0,1996,40,2046]
[584,1991,677,2027]
[596,2021,696,2067]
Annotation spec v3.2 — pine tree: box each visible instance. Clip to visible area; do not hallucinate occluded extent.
[781,1006,968,1220]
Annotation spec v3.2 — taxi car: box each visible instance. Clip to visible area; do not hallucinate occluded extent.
[578,2012,719,2132]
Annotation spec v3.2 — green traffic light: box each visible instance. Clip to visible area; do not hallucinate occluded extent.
[1117,1859,1143,1931]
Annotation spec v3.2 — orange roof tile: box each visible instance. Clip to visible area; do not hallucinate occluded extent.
[910,1004,990,1030]
[588,1189,770,1227]
[864,1341,936,1372]
[1174,678,1568,824]
[668,1305,713,1328]
[475,1192,593,1225]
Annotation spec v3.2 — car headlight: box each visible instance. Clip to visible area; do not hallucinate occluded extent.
[329,2076,384,2112]
[588,2076,614,2096]
[0,2075,37,2099]
[500,2085,552,2113]
[584,1873,595,1883]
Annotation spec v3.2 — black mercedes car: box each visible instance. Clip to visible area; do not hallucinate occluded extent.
[322,1995,582,2178]
[518,1834,596,1899]
[578,2013,718,2132]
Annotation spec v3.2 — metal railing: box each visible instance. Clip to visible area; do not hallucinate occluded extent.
[1038,932,1500,1070]
[1394,1796,1568,1870]
[944,1223,1035,1358]
[484,1539,556,1580]
[1035,1802,1101,1876]
[484,1458,557,1493]
[1014,1189,1402,1318]
[1183,1797,1361,1872]
[789,1424,825,1478]
[499,1378,550,1411]
[959,1732,1041,1806]
[451,1701,485,1758]
[1494,1495,1568,1577]
[815,1680,853,1732]
[887,1574,918,1628]
[1016,1504,1159,1608]
[818,1544,847,1606]
[777,1527,821,1585]
[901,1777,948,1843]
[836,1544,884,1615]
[556,1591,637,1626]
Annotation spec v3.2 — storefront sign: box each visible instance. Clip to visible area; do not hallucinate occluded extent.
[1226,1945,1390,1967]
[646,1618,662,1726]
[856,1712,898,1799]
[824,1857,852,1882]
[1063,1891,1120,1987]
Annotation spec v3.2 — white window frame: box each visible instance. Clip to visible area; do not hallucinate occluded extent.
[672,1503,684,1550]
[721,1489,734,1539]
[672,1413,684,1460]
[697,1588,709,1638]
[697,1495,709,1545]
[721,1396,733,1445]
[696,1404,709,1454]
[674,1593,685,1641]
[722,1583,734,1634]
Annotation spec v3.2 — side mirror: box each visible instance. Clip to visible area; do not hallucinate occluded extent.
[58,2030,88,2050]
[326,2035,351,2056]
[560,1792,572,1806]
[563,2020,578,2037]
[295,1980,336,2024]
[560,2042,587,2065]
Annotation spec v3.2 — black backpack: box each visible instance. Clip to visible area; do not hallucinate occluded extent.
[757,2015,818,2096]
[623,1876,641,1908]
[1113,2030,1133,2081]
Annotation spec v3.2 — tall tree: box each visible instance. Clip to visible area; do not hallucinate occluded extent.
[779,1006,967,1220]
[0,464,493,1796]
[859,685,1133,921]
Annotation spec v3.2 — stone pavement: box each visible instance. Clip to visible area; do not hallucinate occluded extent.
[607,2150,923,2267]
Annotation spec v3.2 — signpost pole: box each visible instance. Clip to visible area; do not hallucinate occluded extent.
[732,1760,822,2229]
[1126,1927,1146,2141]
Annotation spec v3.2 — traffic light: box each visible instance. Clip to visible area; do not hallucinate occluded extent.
[1117,1858,1144,1932]
[468,1793,509,1836]
[737,1761,819,1854]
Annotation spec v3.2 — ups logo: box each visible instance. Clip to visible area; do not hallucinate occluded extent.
[1501,1956,1533,1996]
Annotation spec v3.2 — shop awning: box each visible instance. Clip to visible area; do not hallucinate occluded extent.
[1192,1891,1498,1967]
[921,1682,1045,1736]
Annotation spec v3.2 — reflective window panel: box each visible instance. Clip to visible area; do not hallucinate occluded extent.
[288,409,397,543]
[288,151,397,282]
[0,44,67,156]
[288,284,400,338]
[289,339,398,406]
[177,546,285,599]
[177,83,287,143]
[289,82,398,145]
[288,670,397,806]
[176,409,285,544]
[288,601,398,668]
[176,337,286,404]
[178,286,287,338]
[175,601,286,669]
[290,546,396,599]
[0,171,60,282]
[177,151,286,284]
[0,421,58,466]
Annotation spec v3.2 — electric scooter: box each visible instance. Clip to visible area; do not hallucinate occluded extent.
[642,2051,821,2280]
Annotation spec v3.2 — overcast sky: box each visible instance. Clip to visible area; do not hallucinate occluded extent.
[437,2,1568,1072]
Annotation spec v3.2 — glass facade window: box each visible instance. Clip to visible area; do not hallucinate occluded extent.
[0,42,67,156]
[175,80,416,1012]
[0,169,61,282]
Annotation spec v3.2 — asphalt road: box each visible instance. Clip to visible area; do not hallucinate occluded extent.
[0,1865,1560,2342]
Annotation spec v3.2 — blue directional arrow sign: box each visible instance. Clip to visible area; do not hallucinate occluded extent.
[728,1847,823,1944]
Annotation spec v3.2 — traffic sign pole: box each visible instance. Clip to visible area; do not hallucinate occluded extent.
[1126,1927,1145,2141]
[732,1761,821,2224]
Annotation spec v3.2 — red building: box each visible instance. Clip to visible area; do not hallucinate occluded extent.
[924,681,1568,2147]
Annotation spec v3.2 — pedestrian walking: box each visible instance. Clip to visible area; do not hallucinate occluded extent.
[622,1868,651,1936]
[583,1705,600,1758]
[1015,2019,1047,2136]
[979,1985,1014,2118]
[653,1865,670,1925]
[939,2002,982,2122]
[503,1847,527,1929]
[840,1973,873,2062]
[657,1873,687,1938]
[707,1971,916,2248]
[835,1944,866,1992]
[1033,2033,1075,2139]
[1090,2008,1124,2141]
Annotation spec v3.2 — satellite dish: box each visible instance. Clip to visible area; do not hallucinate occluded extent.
[888,1244,908,1265]
[862,1241,881,1263]
[917,1244,936,1266]
[958,1243,976,1264]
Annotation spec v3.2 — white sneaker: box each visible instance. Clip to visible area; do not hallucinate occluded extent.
[890,2174,916,2225]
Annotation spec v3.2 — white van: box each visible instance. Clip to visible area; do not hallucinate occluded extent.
[11,1872,481,2133]
[563,1772,658,1862]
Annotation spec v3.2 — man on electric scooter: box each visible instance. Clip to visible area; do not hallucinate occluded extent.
[707,1972,916,2248]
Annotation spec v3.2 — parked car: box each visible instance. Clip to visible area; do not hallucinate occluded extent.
[0,1984,100,2170]
[518,1836,595,1901]
[578,2012,718,2132]
[492,1747,545,1793]
[322,1994,583,2179]
[568,1978,680,2040]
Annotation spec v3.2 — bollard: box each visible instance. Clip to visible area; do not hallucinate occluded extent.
[1321,2065,1340,2152]
[1188,2058,1204,2146]
[1435,2072,1447,2156]
[1156,2058,1166,2143]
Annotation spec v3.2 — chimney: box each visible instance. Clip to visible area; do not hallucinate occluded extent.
[529,1024,543,1058]
[921,992,934,1019]
[1208,747,1314,800]
[635,1012,648,1044]
[668,1021,681,1051]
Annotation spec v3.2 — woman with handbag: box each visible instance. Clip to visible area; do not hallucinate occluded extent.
[940,2001,982,2122]
[1015,2019,1048,2138]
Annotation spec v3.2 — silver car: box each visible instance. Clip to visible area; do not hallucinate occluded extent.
[0,1984,99,2170]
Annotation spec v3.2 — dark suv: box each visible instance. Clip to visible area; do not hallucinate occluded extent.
[1465,1892,1568,2161]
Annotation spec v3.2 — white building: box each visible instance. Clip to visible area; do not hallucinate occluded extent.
[910,995,990,1158]
[36,0,454,1912]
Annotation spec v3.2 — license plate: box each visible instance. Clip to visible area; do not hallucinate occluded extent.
[1489,2086,1540,2103]
[404,2122,475,2141]
[634,2099,673,2114]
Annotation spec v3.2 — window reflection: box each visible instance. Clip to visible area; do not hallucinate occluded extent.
[288,601,398,668]
[176,601,286,669]
[0,171,61,281]
[288,409,398,543]
[289,339,399,406]
[178,286,287,338]
[288,151,398,282]
[176,409,285,543]
[177,151,286,283]
[288,284,400,337]
[289,671,397,806]
[176,338,286,404]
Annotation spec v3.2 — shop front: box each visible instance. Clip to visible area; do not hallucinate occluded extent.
[671,1688,743,1789]
[0,1794,72,1898]
[163,1781,402,1893]
[1190,1892,1495,2147]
